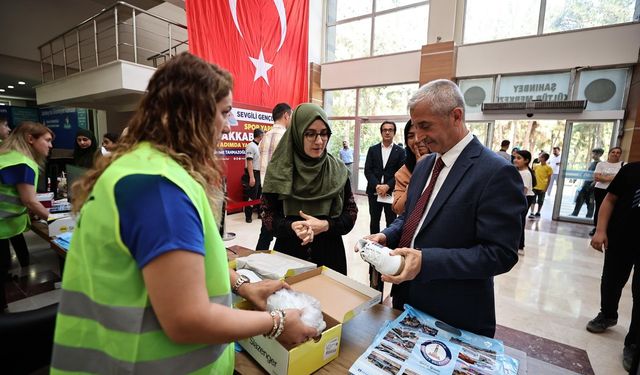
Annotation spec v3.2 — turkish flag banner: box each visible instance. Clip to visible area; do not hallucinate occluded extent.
[186,0,309,109]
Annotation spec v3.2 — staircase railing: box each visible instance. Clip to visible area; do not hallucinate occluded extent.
[38,1,188,83]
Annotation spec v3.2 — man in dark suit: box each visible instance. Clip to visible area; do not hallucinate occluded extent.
[364,121,405,235]
[366,80,525,337]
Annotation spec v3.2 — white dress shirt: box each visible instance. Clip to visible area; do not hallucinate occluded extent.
[411,132,474,247]
[381,142,393,183]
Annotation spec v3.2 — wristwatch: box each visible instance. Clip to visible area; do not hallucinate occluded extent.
[232,274,250,294]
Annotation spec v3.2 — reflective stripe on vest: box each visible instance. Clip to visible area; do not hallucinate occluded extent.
[0,191,22,205]
[52,341,230,374]
[58,289,232,334]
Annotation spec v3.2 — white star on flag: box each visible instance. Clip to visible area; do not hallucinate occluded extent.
[249,49,273,85]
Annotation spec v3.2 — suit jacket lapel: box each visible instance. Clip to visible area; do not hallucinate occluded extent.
[418,139,481,232]
[376,143,384,171]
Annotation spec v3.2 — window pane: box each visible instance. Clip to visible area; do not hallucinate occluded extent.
[358,83,418,116]
[373,5,428,55]
[327,120,356,159]
[464,0,541,43]
[328,0,373,23]
[376,0,426,12]
[467,122,489,145]
[324,89,357,117]
[326,19,372,62]
[544,0,635,33]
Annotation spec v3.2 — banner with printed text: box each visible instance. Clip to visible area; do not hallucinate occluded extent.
[220,102,273,211]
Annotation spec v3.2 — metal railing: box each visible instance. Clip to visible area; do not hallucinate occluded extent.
[38,1,188,83]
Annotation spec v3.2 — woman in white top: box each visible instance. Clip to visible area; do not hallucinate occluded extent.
[592,147,623,235]
[514,150,535,255]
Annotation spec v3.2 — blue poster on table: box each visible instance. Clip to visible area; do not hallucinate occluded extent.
[350,305,518,375]
[40,107,84,149]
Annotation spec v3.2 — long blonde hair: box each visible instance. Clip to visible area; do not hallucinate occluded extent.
[71,52,233,220]
[0,122,54,167]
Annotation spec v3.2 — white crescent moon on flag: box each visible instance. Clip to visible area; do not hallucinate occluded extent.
[229,0,288,52]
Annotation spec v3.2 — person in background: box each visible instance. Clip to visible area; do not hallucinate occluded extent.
[514,150,535,255]
[529,152,553,218]
[571,148,604,218]
[261,104,357,275]
[242,128,263,223]
[0,116,10,142]
[72,128,98,168]
[339,140,354,181]
[101,132,119,155]
[547,146,562,196]
[51,52,316,373]
[510,147,520,164]
[364,120,405,292]
[364,121,405,234]
[0,122,53,311]
[589,161,640,372]
[496,139,510,162]
[256,103,292,250]
[392,120,429,215]
[591,147,623,236]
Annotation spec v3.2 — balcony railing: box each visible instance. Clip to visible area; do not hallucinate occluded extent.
[38,1,188,83]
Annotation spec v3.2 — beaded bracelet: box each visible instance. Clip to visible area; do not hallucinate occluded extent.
[272,310,285,339]
[265,310,279,338]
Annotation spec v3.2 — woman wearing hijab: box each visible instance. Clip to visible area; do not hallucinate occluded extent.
[72,128,98,168]
[261,104,357,275]
[392,120,429,215]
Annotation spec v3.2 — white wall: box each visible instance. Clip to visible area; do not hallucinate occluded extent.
[457,23,640,77]
[427,0,458,44]
[308,0,323,64]
[321,51,421,90]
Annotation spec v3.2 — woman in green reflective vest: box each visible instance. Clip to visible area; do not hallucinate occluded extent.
[0,121,53,310]
[51,52,317,374]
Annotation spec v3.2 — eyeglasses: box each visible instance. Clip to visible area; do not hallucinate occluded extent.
[303,131,331,141]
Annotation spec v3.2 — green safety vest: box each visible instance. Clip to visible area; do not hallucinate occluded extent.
[51,142,234,374]
[0,150,38,239]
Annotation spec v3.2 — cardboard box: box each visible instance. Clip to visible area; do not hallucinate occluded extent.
[239,267,381,375]
[235,251,317,280]
[47,214,76,237]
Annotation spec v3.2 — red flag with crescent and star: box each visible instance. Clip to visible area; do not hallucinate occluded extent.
[186,0,309,108]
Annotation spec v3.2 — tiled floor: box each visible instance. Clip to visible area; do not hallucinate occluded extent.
[4,194,632,374]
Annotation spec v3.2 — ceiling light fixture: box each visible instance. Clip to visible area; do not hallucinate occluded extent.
[0,89,5,92]
[18,81,26,85]
[7,85,14,89]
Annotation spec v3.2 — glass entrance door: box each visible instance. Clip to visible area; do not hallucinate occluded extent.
[553,121,616,223]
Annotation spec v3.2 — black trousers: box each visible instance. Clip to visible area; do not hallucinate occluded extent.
[368,194,396,293]
[256,221,274,250]
[572,185,595,217]
[241,169,261,221]
[367,194,396,235]
[599,241,639,346]
[593,187,608,227]
[1,234,30,309]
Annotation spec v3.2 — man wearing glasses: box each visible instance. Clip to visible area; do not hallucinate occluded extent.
[364,121,405,291]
